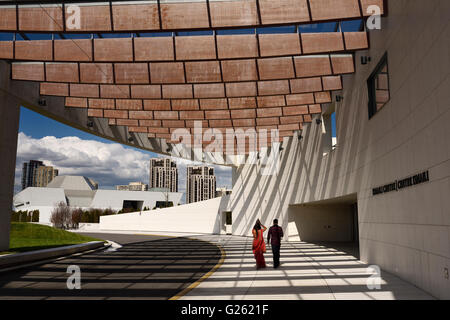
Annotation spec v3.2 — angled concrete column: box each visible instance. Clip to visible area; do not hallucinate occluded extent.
[0,64,20,251]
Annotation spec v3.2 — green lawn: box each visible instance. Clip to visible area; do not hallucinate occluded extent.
[1,222,104,255]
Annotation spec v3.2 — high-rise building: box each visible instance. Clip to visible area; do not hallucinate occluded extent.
[186,166,216,204]
[116,181,148,191]
[34,166,59,187]
[149,158,178,192]
[22,160,59,190]
[21,160,44,190]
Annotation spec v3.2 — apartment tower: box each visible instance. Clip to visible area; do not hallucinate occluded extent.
[149,158,178,192]
[186,166,216,204]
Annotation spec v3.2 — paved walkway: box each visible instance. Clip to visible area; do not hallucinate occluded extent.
[180,235,435,300]
[0,231,435,300]
[0,234,221,300]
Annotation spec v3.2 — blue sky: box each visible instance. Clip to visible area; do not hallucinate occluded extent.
[19,106,154,151]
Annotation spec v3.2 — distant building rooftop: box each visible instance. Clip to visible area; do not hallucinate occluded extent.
[47,176,99,191]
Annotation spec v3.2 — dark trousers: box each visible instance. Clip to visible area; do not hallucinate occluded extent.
[271,244,281,268]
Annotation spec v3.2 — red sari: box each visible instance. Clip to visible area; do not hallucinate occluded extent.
[252,228,266,269]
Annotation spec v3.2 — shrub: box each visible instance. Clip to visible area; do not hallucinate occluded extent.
[31,210,40,222]
[20,211,29,222]
[103,207,116,216]
[11,211,20,222]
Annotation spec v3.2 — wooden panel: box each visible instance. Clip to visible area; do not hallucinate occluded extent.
[19,5,63,31]
[258,34,301,57]
[286,93,315,105]
[258,80,290,96]
[294,56,332,78]
[194,84,225,98]
[210,0,258,27]
[68,4,111,31]
[226,82,257,97]
[217,35,258,59]
[258,57,295,80]
[134,37,174,61]
[94,38,133,62]
[115,63,150,84]
[290,77,322,93]
[331,55,354,74]
[46,63,79,83]
[131,85,161,99]
[0,41,13,59]
[221,60,258,82]
[12,63,45,81]
[70,84,99,98]
[15,41,53,61]
[40,82,69,96]
[80,63,114,84]
[185,61,222,83]
[161,1,209,29]
[309,0,360,20]
[112,3,159,31]
[176,36,216,60]
[259,0,310,24]
[54,39,92,62]
[100,85,130,98]
[344,32,369,50]
[0,7,17,31]
[150,62,185,84]
[301,33,345,54]
[162,84,193,99]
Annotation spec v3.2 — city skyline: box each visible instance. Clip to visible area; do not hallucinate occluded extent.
[15,107,232,203]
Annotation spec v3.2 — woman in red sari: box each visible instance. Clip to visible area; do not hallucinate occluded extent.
[252,219,267,269]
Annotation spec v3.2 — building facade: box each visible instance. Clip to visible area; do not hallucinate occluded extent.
[186,166,216,204]
[116,182,148,191]
[21,160,43,190]
[34,166,59,188]
[216,187,232,197]
[149,158,178,192]
[22,161,59,189]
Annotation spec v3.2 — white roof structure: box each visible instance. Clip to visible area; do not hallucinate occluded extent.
[47,175,98,191]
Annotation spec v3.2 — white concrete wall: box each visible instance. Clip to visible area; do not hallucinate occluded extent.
[90,190,183,210]
[100,196,230,234]
[227,1,450,299]
[288,204,354,242]
[13,187,67,223]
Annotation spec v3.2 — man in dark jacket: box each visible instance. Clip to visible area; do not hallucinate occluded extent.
[267,219,284,268]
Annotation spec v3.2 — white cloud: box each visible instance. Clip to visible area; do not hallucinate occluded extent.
[15,133,232,202]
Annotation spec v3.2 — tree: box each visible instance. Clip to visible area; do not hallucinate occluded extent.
[71,208,83,229]
[50,202,72,229]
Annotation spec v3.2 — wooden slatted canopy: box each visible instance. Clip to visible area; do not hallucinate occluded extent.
[0,0,384,32]
[0,0,385,155]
